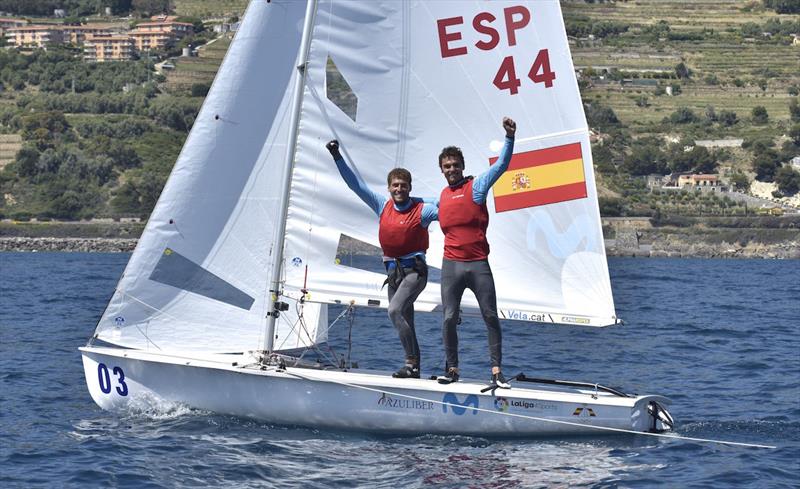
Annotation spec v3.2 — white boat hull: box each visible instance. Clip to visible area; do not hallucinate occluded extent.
[81,346,671,437]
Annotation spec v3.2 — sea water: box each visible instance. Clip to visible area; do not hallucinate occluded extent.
[1,252,798,488]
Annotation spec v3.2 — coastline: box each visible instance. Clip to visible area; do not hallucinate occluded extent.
[1,235,797,259]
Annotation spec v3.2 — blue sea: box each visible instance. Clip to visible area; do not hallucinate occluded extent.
[1,252,798,488]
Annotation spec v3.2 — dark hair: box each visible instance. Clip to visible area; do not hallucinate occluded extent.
[387,167,412,186]
[438,146,464,167]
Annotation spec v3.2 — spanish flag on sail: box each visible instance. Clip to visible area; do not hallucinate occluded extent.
[490,142,587,213]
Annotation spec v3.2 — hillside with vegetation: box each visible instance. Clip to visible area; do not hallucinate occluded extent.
[0,0,798,229]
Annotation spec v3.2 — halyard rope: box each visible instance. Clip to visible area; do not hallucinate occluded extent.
[282,368,776,449]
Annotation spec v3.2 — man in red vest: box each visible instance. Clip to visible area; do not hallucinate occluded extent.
[436,117,516,388]
[326,140,438,379]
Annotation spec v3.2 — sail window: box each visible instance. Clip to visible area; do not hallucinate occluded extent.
[335,234,381,271]
[326,56,358,121]
[149,248,255,310]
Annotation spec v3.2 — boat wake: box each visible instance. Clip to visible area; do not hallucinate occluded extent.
[117,393,204,421]
[673,419,794,446]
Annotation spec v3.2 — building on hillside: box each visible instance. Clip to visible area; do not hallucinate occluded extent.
[61,24,112,45]
[213,23,231,34]
[84,33,134,62]
[663,172,689,187]
[5,25,65,48]
[0,17,28,36]
[678,174,722,191]
[792,34,800,46]
[646,174,668,188]
[130,21,192,52]
[790,156,800,169]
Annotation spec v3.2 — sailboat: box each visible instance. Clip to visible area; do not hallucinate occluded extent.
[80,0,673,436]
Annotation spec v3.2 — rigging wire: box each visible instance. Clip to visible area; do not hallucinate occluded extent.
[281,369,777,450]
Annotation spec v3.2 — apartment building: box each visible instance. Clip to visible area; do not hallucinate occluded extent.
[129,21,192,52]
[0,17,28,36]
[5,25,65,48]
[84,33,134,62]
[61,24,112,45]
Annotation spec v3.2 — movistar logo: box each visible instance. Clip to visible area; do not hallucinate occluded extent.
[442,393,479,415]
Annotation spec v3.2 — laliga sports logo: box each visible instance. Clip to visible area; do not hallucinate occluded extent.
[494,397,509,412]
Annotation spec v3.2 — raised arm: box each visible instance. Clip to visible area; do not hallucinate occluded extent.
[326,140,384,216]
[472,117,516,205]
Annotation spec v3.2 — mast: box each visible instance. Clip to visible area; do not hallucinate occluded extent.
[263,0,319,354]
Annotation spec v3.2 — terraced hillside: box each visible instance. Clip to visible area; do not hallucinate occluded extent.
[174,0,248,18]
[163,35,232,93]
[0,134,22,170]
[563,0,800,130]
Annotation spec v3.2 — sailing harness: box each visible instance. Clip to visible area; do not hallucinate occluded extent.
[383,255,427,290]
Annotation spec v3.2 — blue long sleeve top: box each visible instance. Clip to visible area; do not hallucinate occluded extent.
[333,156,438,263]
[471,135,515,204]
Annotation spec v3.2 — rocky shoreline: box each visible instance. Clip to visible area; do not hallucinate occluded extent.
[605,241,800,260]
[2,235,797,259]
[0,237,138,253]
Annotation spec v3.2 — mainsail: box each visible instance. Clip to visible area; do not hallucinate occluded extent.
[283,0,617,326]
[93,0,617,355]
[94,1,327,353]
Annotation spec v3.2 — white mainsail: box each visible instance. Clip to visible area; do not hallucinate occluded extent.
[94,0,327,353]
[282,0,617,326]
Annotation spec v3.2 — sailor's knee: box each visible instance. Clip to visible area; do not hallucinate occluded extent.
[388,305,403,324]
[481,311,499,324]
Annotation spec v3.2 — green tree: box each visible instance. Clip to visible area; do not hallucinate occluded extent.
[14,145,40,178]
[592,144,616,174]
[790,98,800,123]
[675,62,691,79]
[729,172,750,191]
[751,106,769,124]
[789,124,800,146]
[775,165,800,194]
[753,155,779,182]
[718,110,738,126]
[624,139,668,176]
[21,111,71,141]
[764,0,800,14]
[191,83,210,97]
[598,197,623,217]
[584,102,619,130]
[668,107,699,124]
[132,0,172,16]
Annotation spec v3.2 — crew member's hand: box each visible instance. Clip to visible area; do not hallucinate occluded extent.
[326,140,341,159]
[502,117,516,138]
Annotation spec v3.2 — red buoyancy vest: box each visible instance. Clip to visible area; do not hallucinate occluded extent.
[378,199,429,258]
[439,178,490,261]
